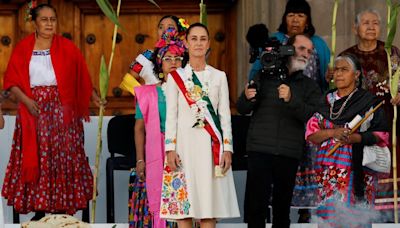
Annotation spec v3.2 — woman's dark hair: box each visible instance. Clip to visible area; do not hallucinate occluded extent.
[30,3,57,21]
[277,0,315,37]
[185,22,209,40]
[152,47,164,80]
[158,15,186,33]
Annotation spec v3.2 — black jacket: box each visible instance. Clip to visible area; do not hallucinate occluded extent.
[237,70,321,160]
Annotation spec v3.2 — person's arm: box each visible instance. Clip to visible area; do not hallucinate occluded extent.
[306,114,357,145]
[134,117,146,180]
[164,72,180,171]
[217,72,233,174]
[91,88,105,108]
[284,78,322,122]
[236,83,259,115]
[10,86,40,116]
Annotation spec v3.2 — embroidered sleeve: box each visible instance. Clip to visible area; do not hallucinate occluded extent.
[129,50,159,85]
[165,72,179,152]
[218,72,233,152]
[305,114,320,140]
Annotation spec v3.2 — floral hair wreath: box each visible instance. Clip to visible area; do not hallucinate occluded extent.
[25,0,37,22]
[154,28,186,70]
[176,17,190,40]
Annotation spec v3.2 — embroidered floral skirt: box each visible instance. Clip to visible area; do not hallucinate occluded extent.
[315,143,378,227]
[1,86,93,214]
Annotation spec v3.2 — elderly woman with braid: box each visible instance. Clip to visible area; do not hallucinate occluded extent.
[129,28,186,228]
[307,54,389,226]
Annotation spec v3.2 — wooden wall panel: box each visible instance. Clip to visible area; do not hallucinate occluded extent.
[0,0,238,115]
[0,14,16,90]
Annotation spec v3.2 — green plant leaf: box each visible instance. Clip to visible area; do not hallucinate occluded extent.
[112,225,117,228]
[96,0,122,28]
[200,2,207,26]
[99,55,110,100]
[146,0,161,9]
[385,3,400,50]
[391,68,400,98]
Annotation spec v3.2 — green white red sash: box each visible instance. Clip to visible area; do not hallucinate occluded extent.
[170,69,224,170]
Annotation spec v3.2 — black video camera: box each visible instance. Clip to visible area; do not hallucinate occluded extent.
[260,38,294,69]
[259,37,295,80]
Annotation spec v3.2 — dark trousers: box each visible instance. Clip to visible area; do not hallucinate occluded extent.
[245,152,299,228]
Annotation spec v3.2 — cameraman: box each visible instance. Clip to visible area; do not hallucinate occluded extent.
[237,34,321,228]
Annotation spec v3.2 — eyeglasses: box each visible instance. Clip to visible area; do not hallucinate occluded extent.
[162,56,184,62]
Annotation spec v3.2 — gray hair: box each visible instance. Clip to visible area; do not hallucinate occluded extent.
[354,9,381,28]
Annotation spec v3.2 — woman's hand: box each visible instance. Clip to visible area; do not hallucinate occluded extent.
[24,97,40,116]
[332,127,350,144]
[325,67,334,83]
[220,151,232,174]
[391,92,400,106]
[91,89,107,108]
[136,160,145,181]
[166,150,181,172]
[245,82,257,101]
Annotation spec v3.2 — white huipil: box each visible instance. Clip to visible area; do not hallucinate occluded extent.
[161,64,240,220]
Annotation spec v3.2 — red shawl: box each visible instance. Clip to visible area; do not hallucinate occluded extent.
[3,33,93,183]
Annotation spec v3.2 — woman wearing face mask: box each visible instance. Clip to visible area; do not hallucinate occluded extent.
[129,28,185,228]
[160,23,240,228]
[2,3,100,219]
[121,15,189,94]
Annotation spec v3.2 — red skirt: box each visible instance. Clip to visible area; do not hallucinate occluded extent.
[2,86,93,214]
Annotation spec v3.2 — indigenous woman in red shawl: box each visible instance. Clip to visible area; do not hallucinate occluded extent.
[308,54,389,226]
[1,4,100,219]
[129,28,185,228]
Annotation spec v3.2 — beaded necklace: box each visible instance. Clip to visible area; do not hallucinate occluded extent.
[329,88,358,120]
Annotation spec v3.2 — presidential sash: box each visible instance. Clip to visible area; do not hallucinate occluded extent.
[170,69,225,177]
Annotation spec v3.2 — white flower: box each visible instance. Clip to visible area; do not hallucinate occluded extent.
[185,80,194,90]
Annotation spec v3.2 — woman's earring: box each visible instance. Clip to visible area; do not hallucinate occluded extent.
[159,73,164,79]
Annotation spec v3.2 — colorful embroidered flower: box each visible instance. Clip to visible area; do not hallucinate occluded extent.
[177,188,188,201]
[224,138,232,145]
[179,18,190,30]
[165,166,172,173]
[182,201,191,214]
[168,202,179,215]
[172,178,182,190]
[161,208,168,215]
[164,174,172,184]
[165,138,176,144]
